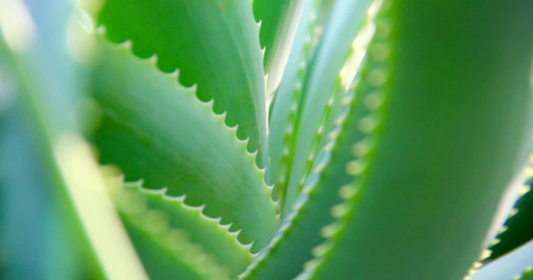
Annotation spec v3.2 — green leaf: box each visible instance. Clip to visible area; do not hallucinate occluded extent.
[98,0,268,168]
[106,177,254,278]
[471,239,533,280]
[490,179,533,260]
[0,2,113,279]
[267,0,318,204]
[240,63,373,279]
[253,0,305,96]
[103,174,239,280]
[115,195,231,280]
[297,1,533,279]
[87,37,277,251]
[0,98,77,280]
[278,0,374,217]
[315,0,336,27]
[519,269,533,280]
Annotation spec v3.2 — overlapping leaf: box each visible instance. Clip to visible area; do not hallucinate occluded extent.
[106,176,254,277]
[297,1,533,279]
[98,0,268,168]
[87,38,277,251]
[268,0,318,204]
[277,0,374,217]
[490,179,533,260]
[103,175,242,280]
[253,0,305,96]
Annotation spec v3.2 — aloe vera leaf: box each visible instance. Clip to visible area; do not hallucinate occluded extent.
[298,1,533,279]
[98,0,268,168]
[111,189,232,280]
[107,178,254,277]
[490,179,533,260]
[103,175,233,280]
[0,98,75,280]
[513,268,533,280]
[0,46,75,279]
[519,269,533,280]
[240,57,378,279]
[471,240,533,280]
[286,5,380,214]
[315,0,336,27]
[463,182,532,278]
[253,0,305,97]
[1,2,150,278]
[87,38,277,251]
[122,222,219,280]
[267,0,318,203]
[0,3,118,279]
[279,0,374,217]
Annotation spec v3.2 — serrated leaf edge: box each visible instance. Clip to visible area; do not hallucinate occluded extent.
[103,174,233,280]
[278,0,380,216]
[89,26,279,243]
[271,2,319,209]
[238,73,356,280]
[93,17,269,170]
[116,175,257,255]
[239,1,386,275]
[464,160,533,277]
[293,1,397,278]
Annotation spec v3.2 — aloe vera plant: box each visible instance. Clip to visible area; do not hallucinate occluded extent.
[1,0,533,279]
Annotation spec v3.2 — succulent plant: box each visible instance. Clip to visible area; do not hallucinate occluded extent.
[1,0,533,279]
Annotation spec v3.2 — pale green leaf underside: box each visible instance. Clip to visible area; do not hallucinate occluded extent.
[488,180,533,260]
[108,178,254,278]
[0,101,80,280]
[0,3,107,279]
[98,0,268,168]
[241,55,377,279]
[86,38,277,251]
[118,205,230,280]
[253,0,305,95]
[268,0,318,204]
[279,0,374,217]
[471,239,533,280]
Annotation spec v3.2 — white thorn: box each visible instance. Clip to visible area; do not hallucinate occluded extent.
[115,174,126,183]
[229,229,242,237]
[118,39,132,49]
[247,149,259,157]
[167,69,179,79]
[148,54,158,64]
[228,124,239,132]
[239,137,250,146]
[201,214,222,224]
[95,25,107,35]
[242,241,255,250]
[219,222,233,231]
[141,186,167,196]
[187,83,197,91]
[196,204,206,212]
[167,193,186,203]
[217,111,227,120]
[202,98,214,107]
